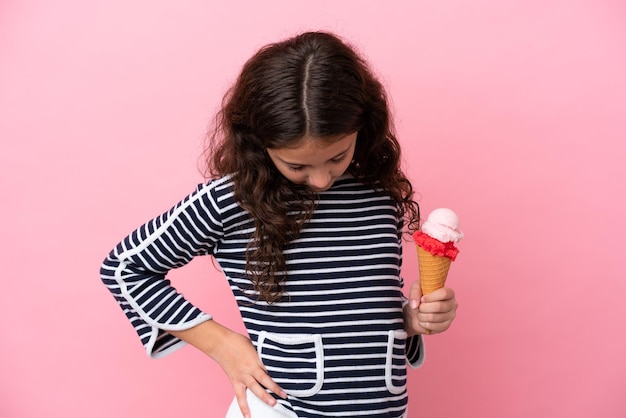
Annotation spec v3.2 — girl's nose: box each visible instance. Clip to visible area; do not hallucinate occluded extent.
[307,170,332,191]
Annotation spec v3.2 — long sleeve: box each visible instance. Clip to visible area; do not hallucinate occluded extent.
[406,330,425,368]
[100,181,225,358]
[397,216,425,368]
[400,275,425,368]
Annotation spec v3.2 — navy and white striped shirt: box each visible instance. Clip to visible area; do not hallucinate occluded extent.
[101,175,423,417]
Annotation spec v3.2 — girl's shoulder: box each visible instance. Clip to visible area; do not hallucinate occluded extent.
[199,174,235,193]
[193,174,237,208]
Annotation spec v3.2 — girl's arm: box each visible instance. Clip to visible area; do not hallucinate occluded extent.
[100,183,222,358]
[101,181,285,416]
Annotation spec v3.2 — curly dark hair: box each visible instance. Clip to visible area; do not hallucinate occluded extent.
[205,31,420,303]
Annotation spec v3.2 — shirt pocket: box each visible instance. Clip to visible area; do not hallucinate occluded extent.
[385,330,408,395]
[257,331,324,398]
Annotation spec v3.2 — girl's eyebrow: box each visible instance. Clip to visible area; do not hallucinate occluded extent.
[279,145,351,167]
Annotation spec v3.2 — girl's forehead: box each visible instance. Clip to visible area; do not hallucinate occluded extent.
[288,132,357,150]
[269,133,357,162]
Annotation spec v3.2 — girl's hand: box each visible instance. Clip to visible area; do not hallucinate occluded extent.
[171,321,287,418]
[208,329,288,418]
[404,281,458,336]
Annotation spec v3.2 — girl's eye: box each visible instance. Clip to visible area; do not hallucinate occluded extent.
[330,155,347,164]
[286,154,346,171]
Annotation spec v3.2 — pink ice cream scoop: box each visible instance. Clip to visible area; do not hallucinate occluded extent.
[421,208,464,244]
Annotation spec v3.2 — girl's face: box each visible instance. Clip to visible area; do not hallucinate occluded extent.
[267,132,358,192]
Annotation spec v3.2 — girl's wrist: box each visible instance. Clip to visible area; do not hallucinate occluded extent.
[170,319,231,359]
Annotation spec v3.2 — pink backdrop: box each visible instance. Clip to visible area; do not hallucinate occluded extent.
[2,1,625,417]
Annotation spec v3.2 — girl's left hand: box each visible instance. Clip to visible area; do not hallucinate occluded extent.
[404,282,458,336]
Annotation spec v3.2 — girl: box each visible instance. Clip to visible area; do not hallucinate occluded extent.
[101,31,458,418]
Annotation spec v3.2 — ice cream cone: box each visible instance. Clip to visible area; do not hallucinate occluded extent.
[413,208,463,335]
[416,246,452,335]
[416,246,452,295]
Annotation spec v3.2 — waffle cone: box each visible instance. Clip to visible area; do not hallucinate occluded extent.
[417,246,451,295]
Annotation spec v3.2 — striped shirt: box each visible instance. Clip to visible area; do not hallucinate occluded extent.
[101,175,424,417]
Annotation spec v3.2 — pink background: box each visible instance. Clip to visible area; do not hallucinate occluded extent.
[2,1,625,417]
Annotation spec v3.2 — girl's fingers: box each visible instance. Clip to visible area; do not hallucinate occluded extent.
[421,287,455,303]
[408,280,422,310]
[417,288,458,333]
[235,375,281,418]
[418,320,454,334]
[418,300,456,314]
[255,370,288,400]
[234,384,251,418]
